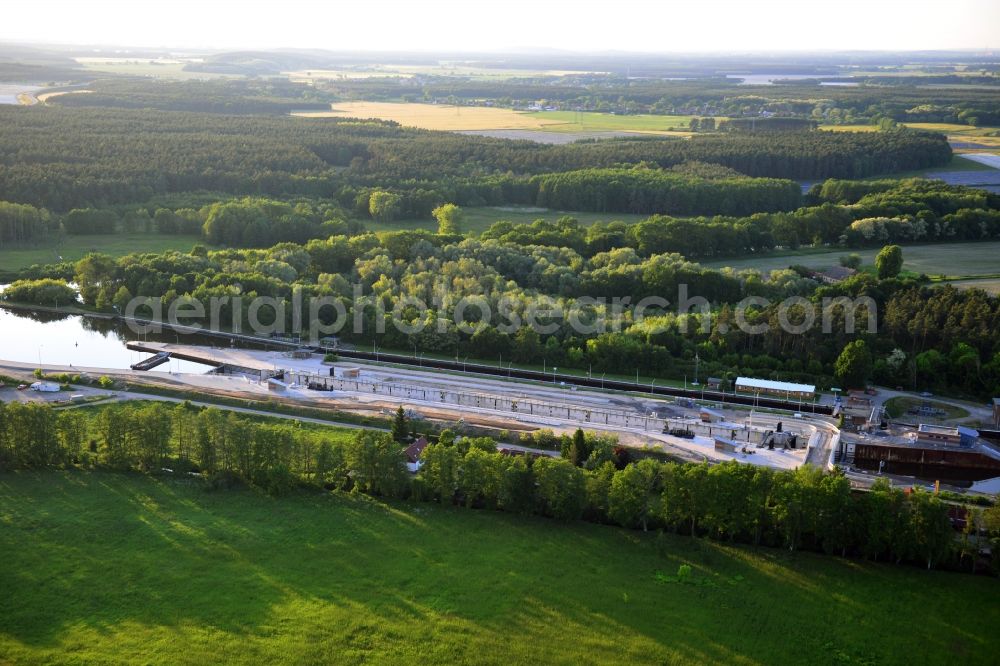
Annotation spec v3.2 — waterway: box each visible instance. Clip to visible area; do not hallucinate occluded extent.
[0,307,218,373]
[0,83,41,104]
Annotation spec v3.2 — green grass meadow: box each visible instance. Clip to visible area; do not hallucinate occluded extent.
[522,111,705,133]
[703,240,1000,279]
[884,396,971,421]
[0,233,206,272]
[1,471,997,665]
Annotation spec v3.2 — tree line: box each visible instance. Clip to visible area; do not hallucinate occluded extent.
[531,166,802,217]
[0,400,993,573]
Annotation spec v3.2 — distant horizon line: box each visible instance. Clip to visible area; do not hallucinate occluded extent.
[2,40,997,58]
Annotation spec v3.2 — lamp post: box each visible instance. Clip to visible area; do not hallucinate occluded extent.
[553,366,557,384]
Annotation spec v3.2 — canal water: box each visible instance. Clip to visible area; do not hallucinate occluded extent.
[0,307,218,373]
[0,83,42,104]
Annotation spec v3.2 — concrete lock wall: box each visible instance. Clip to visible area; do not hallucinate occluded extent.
[290,371,773,443]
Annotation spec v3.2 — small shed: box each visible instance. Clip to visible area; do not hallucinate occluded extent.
[30,381,60,393]
[267,378,288,392]
[958,426,980,449]
[706,377,723,390]
[339,367,360,379]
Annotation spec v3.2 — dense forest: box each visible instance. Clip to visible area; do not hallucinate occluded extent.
[47,78,334,114]
[0,106,950,211]
[1,399,989,573]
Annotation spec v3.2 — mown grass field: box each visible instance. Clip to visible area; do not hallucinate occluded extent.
[702,240,1000,281]
[294,101,699,135]
[0,233,206,272]
[1,471,998,665]
[365,206,649,235]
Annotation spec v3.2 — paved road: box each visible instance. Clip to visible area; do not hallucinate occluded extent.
[866,387,993,426]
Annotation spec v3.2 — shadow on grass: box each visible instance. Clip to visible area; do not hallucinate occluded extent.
[0,470,997,664]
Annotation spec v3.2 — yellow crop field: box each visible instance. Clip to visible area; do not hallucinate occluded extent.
[293,102,702,135]
[294,102,562,131]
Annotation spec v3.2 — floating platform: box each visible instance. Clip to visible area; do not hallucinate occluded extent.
[130,351,170,371]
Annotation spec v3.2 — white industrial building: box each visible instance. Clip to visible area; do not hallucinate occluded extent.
[735,377,815,400]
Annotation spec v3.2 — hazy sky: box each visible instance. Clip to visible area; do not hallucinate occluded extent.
[3,0,997,53]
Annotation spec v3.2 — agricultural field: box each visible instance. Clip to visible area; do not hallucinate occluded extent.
[520,110,702,134]
[906,123,1000,151]
[366,206,649,235]
[702,241,1000,283]
[294,101,558,131]
[294,101,699,135]
[1,471,998,665]
[0,233,206,272]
